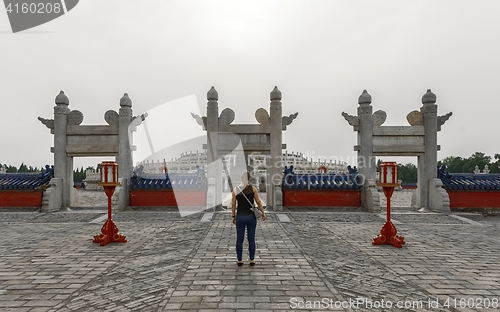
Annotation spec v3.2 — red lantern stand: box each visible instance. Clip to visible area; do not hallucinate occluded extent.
[372,162,406,248]
[93,161,127,246]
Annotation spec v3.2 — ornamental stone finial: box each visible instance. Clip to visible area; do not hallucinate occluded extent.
[55,91,69,105]
[358,90,371,105]
[207,86,218,101]
[422,89,436,104]
[270,86,282,101]
[219,108,235,124]
[282,112,298,127]
[341,112,359,126]
[407,110,424,126]
[255,108,270,124]
[120,93,132,107]
[372,110,387,126]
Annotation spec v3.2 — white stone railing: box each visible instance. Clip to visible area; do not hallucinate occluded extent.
[135,150,208,174]
[82,169,102,191]
[136,150,348,175]
[473,165,492,174]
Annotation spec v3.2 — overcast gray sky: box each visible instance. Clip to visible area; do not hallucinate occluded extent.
[1,0,499,170]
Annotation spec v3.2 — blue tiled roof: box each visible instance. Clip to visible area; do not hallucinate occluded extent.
[282,173,362,190]
[0,170,52,190]
[438,167,500,190]
[130,173,207,190]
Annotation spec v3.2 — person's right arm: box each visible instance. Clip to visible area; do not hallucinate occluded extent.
[231,189,237,225]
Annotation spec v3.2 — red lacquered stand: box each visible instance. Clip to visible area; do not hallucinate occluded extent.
[92,161,127,247]
[93,185,127,246]
[372,186,405,248]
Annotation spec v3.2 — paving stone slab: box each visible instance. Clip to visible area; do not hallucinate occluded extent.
[287,212,382,223]
[0,209,498,311]
[0,212,103,223]
[211,212,279,222]
[389,213,469,224]
[112,211,204,223]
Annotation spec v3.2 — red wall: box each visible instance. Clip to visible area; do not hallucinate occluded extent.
[283,189,361,207]
[130,189,206,207]
[401,185,417,190]
[0,191,43,208]
[448,190,500,209]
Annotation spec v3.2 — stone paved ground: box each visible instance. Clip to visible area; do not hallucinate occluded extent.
[0,209,499,312]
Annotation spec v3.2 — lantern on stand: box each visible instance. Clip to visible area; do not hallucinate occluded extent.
[372,162,406,248]
[93,161,127,246]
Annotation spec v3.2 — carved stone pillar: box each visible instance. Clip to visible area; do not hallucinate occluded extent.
[54,91,70,208]
[357,90,379,212]
[357,90,375,181]
[206,87,221,209]
[269,86,283,211]
[118,93,133,209]
[420,89,438,209]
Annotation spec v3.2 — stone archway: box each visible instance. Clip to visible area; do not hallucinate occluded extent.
[38,91,146,212]
[192,86,298,211]
[342,89,452,212]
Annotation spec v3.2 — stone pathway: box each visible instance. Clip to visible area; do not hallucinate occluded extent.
[0,210,499,311]
[160,218,344,311]
[379,190,413,209]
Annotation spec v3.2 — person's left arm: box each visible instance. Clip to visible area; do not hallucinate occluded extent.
[253,186,266,221]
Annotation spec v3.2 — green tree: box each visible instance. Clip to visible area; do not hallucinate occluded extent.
[27,166,38,172]
[439,156,465,173]
[437,152,500,173]
[73,167,87,183]
[462,152,491,174]
[6,165,17,173]
[489,154,500,173]
[398,163,417,183]
[18,162,28,172]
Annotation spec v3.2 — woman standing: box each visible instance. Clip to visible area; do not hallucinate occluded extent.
[231,171,266,266]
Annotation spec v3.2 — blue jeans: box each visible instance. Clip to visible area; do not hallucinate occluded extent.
[235,214,257,261]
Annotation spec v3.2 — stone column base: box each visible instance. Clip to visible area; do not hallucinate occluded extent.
[363,179,381,212]
[428,178,451,212]
[41,178,62,213]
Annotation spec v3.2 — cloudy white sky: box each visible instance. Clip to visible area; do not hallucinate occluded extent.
[1,0,499,170]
